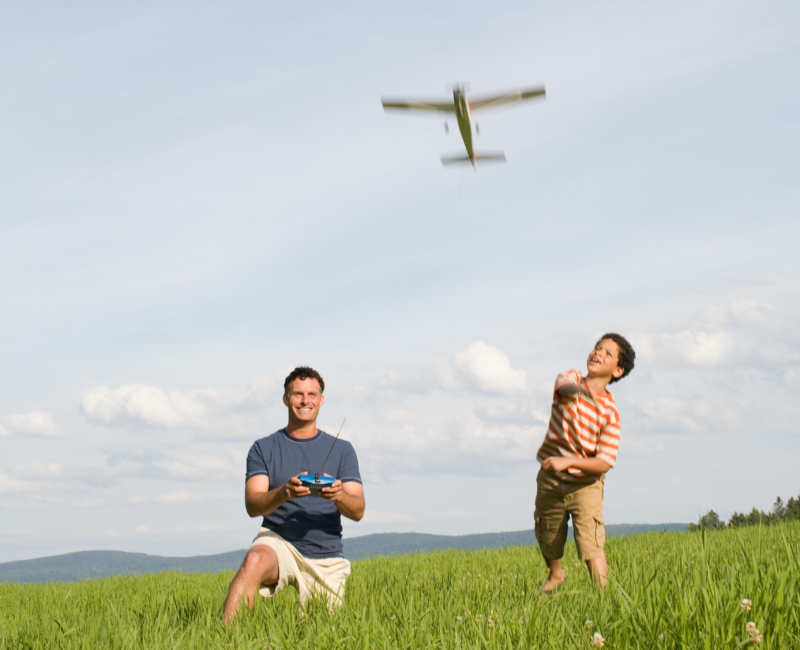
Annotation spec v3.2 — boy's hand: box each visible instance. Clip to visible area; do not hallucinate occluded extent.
[555,381,597,403]
[541,456,573,473]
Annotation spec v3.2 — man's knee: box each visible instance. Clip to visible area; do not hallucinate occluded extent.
[242,545,279,585]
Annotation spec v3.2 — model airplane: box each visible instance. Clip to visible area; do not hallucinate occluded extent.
[381,83,545,167]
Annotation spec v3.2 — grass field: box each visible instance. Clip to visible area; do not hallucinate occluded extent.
[2,523,798,649]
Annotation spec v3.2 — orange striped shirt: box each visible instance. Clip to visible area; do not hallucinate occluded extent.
[536,370,620,483]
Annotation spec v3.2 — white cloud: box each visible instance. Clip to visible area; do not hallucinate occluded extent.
[151,490,238,505]
[103,446,244,482]
[450,341,529,394]
[371,341,529,397]
[3,411,60,437]
[0,424,10,437]
[729,299,785,330]
[82,384,208,429]
[636,398,708,434]
[12,462,63,479]
[636,328,733,368]
[80,375,278,430]
[0,473,41,495]
[634,299,798,370]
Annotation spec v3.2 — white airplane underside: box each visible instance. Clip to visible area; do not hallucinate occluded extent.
[381,84,545,167]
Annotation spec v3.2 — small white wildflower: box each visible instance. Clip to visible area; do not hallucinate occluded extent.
[390,615,396,621]
[746,622,757,636]
[456,616,463,623]
[519,618,524,625]
[585,620,594,628]
[741,599,753,612]
[591,632,605,647]
[488,619,495,628]
[752,633,762,644]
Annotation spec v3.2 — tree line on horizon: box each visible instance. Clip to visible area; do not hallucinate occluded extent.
[688,492,800,531]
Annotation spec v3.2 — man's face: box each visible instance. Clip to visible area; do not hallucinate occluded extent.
[586,338,624,381]
[283,377,324,424]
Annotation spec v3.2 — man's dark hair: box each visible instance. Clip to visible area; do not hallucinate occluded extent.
[598,333,635,384]
[283,366,325,394]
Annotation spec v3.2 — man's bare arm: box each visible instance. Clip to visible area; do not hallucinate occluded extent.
[320,479,365,521]
[244,474,311,518]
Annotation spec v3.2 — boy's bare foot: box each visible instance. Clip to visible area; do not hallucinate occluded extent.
[541,572,565,593]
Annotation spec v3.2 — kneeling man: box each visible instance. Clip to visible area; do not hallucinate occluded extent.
[223,366,365,623]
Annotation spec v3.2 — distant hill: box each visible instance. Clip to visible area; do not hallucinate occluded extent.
[344,523,687,560]
[0,549,249,585]
[0,523,686,584]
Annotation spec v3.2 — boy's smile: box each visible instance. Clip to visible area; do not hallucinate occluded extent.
[586,339,624,382]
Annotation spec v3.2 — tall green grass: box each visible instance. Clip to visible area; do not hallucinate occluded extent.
[2,523,798,649]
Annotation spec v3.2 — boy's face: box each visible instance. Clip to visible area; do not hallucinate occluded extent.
[586,338,625,382]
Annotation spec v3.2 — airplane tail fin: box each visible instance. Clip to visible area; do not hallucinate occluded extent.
[440,151,506,166]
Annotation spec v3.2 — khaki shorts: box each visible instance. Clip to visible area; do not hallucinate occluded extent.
[249,529,351,607]
[534,468,606,561]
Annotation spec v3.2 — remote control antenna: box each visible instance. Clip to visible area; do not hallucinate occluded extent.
[315,416,347,482]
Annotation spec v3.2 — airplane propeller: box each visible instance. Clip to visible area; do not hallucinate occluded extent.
[444,122,449,134]
[476,123,480,135]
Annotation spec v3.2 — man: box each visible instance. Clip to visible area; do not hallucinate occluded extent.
[223,366,365,623]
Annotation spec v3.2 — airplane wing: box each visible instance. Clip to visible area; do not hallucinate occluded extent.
[468,86,546,112]
[381,98,455,114]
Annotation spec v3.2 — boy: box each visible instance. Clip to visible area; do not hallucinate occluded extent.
[534,333,635,591]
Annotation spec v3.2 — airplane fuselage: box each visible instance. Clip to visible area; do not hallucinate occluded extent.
[381,82,545,166]
[453,89,475,164]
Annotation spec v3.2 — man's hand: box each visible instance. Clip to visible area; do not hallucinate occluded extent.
[283,474,311,500]
[245,473,365,521]
[320,476,365,521]
[541,456,574,473]
[319,475,344,502]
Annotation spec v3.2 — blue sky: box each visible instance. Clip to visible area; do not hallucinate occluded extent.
[1,0,799,562]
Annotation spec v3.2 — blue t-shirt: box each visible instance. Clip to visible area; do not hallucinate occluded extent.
[245,429,362,558]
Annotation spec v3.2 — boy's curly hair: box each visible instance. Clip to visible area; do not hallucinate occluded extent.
[283,366,325,394]
[598,333,635,384]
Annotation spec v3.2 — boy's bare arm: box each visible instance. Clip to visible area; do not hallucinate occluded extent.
[555,382,599,403]
[541,456,611,474]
